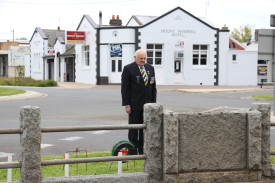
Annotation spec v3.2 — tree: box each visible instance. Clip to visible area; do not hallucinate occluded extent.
[230,25,254,43]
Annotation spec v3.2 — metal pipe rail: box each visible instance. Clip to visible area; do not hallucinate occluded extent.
[41,155,146,166]
[0,155,146,169]
[0,162,21,169]
[0,128,22,134]
[41,124,146,133]
[0,124,146,134]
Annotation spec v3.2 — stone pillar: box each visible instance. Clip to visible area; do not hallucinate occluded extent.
[144,103,163,182]
[247,110,262,170]
[250,103,271,177]
[20,106,42,183]
[163,109,178,174]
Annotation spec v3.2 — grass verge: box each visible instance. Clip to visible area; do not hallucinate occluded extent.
[0,151,144,182]
[252,94,273,100]
[0,88,26,96]
[0,77,57,87]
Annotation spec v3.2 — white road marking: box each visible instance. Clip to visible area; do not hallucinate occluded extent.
[60,136,83,141]
[41,143,54,149]
[91,130,110,135]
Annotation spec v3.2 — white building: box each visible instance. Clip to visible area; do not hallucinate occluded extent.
[29,27,65,81]
[29,7,258,86]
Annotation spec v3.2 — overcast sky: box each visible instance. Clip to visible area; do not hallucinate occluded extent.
[0,0,274,40]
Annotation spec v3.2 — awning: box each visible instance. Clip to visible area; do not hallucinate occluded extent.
[42,55,55,59]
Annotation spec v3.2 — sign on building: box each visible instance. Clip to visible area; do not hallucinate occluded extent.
[110,44,122,57]
[66,31,85,44]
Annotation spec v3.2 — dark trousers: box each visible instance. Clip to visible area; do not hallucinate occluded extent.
[128,109,144,154]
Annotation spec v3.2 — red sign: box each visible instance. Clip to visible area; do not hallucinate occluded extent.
[66,31,85,41]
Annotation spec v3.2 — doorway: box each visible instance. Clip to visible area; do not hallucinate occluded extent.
[109,58,122,83]
[0,55,8,77]
[47,59,54,80]
[65,57,75,82]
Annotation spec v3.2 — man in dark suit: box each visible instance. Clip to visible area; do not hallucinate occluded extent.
[121,49,157,155]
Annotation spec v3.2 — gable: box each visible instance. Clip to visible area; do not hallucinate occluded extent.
[140,7,218,30]
[77,14,98,30]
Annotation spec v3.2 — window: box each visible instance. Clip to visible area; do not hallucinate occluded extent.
[84,46,90,66]
[232,54,237,61]
[146,44,163,65]
[192,45,208,65]
[175,60,181,72]
[258,60,267,64]
[112,60,116,72]
[111,59,122,72]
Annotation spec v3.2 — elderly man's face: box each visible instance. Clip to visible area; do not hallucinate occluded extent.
[135,50,146,67]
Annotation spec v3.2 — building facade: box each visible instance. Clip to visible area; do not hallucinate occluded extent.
[29,7,258,86]
[0,40,30,78]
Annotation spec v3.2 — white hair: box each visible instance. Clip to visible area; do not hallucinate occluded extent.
[134,49,146,57]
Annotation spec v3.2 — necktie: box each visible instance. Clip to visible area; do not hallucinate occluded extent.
[140,67,148,86]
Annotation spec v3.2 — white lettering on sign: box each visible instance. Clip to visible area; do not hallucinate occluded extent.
[160,29,196,37]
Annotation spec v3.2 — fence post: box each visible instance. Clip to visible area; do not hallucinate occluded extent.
[7,155,12,182]
[20,106,42,183]
[65,153,69,177]
[144,103,163,182]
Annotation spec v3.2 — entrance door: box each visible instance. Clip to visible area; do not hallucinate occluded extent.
[109,58,122,83]
[0,55,8,77]
[65,57,75,82]
[47,59,54,80]
[174,59,184,84]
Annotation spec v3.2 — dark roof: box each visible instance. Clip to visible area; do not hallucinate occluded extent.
[60,45,75,57]
[29,27,65,47]
[42,29,65,47]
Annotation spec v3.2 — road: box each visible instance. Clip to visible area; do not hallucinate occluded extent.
[0,85,274,159]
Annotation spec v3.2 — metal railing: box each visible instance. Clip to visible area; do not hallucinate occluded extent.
[0,124,147,169]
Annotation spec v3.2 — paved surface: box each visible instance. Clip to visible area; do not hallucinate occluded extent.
[1,82,273,101]
[2,82,275,122]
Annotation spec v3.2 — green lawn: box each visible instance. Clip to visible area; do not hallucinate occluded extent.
[0,151,144,182]
[252,94,273,100]
[0,88,26,96]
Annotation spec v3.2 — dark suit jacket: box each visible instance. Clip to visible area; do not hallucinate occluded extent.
[121,62,157,111]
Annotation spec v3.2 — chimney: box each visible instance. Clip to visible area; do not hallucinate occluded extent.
[254,29,259,42]
[221,24,228,30]
[245,36,252,45]
[109,15,122,26]
[99,11,102,28]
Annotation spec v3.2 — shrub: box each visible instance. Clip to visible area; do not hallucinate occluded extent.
[0,77,57,87]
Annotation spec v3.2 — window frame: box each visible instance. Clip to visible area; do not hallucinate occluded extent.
[84,45,90,67]
[232,54,237,61]
[192,45,208,66]
[146,44,163,66]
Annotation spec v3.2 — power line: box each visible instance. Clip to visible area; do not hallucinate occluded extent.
[0,0,138,5]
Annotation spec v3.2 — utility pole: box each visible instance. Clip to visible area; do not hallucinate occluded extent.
[11,29,14,42]
[270,15,275,115]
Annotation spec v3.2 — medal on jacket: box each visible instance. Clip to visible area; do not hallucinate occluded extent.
[150,77,155,84]
[136,76,140,83]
